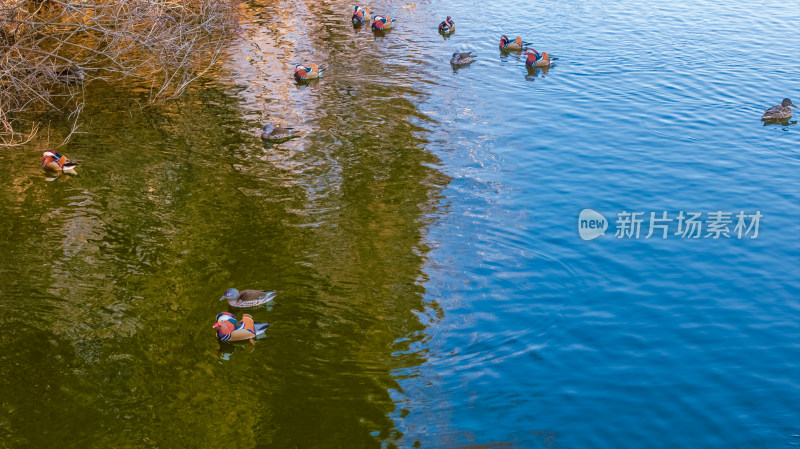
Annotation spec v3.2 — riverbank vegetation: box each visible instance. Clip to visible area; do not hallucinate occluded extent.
[0,0,239,146]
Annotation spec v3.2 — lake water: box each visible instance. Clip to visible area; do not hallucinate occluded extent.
[1,0,799,447]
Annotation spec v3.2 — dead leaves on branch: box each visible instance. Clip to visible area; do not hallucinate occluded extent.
[0,0,240,146]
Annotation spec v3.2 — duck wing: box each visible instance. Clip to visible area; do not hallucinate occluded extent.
[230,290,278,307]
[253,322,271,336]
[762,105,789,119]
[236,314,271,338]
[273,127,295,136]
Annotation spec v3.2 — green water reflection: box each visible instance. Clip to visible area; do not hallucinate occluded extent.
[0,2,448,446]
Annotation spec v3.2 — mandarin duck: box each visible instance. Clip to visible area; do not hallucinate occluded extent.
[261,124,296,141]
[352,6,370,24]
[499,35,531,51]
[524,48,553,67]
[762,98,797,120]
[438,16,454,33]
[450,52,476,67]
[213,312,271,342]
[294,64,325,81]
[371,15,393,31]
[220,288,278,308]
[40,150,77,172]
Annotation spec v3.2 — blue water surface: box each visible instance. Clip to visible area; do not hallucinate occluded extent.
[387,0,800,447]
[1,0,799,447]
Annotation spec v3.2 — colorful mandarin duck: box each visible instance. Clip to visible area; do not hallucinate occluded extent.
[352,6,370,24]
[761,98,797,120]
[294,64,324,81]
[371,15,393,31]
[213,312,271,342]
[499,35,531,51]
[524,48,552,68]
[40,150,77,172]
[450,52,476,66]
[261,124,296,141]
[220,288,278,308]
[438,16,454,33]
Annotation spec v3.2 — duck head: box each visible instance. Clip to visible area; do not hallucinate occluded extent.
[782,98,797,108]
[220,288,239,302]
[500,35,510,47]
[214,311,237,326]
[353,6,365,21]
[214,321,236,340]
[41,150,57,162]
[524,49,540,63]
[213,312,237,339]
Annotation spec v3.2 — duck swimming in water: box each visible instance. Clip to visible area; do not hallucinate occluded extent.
[438,16,454,33]
[294,64,325,81]
[499,35,531,51]
[524,48,552,67]
[352,6,370,24]
[40,150,77,172]
[450,52,476,67]
[261,124,296,141]
[371,15,393,31]
[220,288,278,308]
[55,66,84,85]
[761,98,797,121]
[213,312,271,342]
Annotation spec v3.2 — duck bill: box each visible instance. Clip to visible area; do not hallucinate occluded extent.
[212,323,221,329]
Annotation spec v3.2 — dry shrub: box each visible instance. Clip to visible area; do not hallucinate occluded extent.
[0,0,239,146]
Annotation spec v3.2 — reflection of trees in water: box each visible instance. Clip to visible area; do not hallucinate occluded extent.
[0,0,448,447]
[232,3,450,447]
[0,82,273,446]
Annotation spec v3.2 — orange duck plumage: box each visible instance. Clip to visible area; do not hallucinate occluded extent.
[213,312,271,342]
[40,150,77,172]
[294,63,325,81]
[371,15,393,31]
[499,35,531,51]
[525,49,552,67]
[438,16,454,33]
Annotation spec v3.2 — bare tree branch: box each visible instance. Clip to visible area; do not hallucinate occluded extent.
[0,0,240,146]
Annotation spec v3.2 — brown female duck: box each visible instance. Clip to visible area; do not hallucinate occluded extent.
[450,52,476,67]
[261,124,296,141]
[762,98,796,120]
[220,288,278,308]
